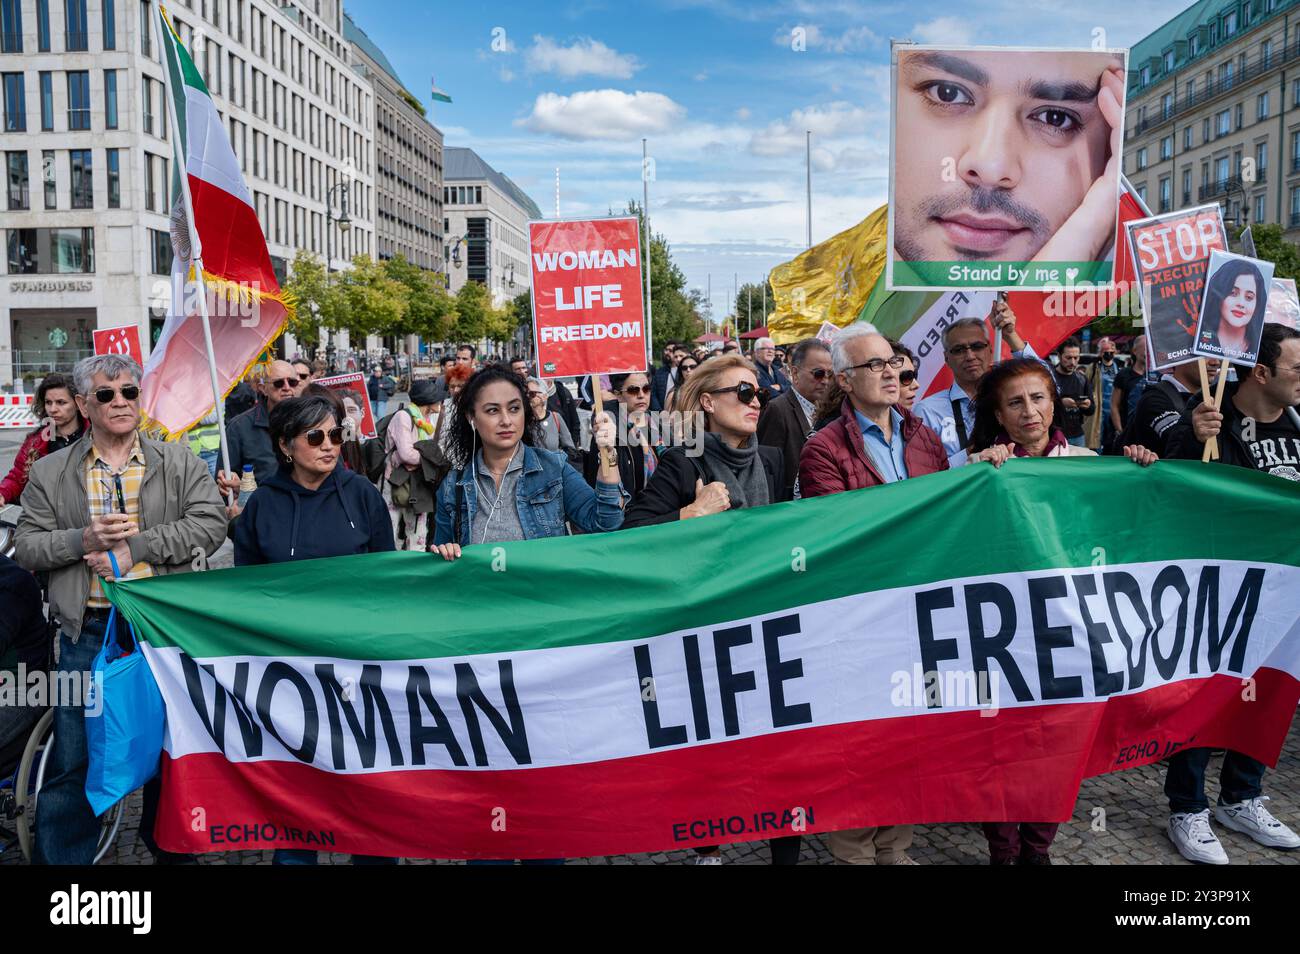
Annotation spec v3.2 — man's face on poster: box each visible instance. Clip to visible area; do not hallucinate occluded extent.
[894,49,1118,264]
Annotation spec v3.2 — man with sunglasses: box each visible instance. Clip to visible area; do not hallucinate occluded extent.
[915,300,1038,465]
[14,353,227,865]
[758,338,832,498]
[219,360,306,499]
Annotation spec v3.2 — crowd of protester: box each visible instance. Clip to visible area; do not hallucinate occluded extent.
[5,307,1300,866]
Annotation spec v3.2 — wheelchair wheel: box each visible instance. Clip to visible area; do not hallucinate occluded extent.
[16,708,126,864]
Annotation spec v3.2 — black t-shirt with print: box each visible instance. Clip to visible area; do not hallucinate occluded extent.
[1242,414,1300,481]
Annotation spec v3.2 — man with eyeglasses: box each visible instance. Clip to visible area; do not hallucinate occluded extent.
[752,337,791,396]
[758,338,832,498]
[798,325,946,863]
[220,360,306,497]
[14,353,226,865]
[915,300,1038,465]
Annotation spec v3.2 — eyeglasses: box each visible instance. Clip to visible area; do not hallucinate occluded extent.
[846,355,906,374]
[527,391,545,400]
[303,426,345,447]
[93,384,141,403]
[809,368,831,380]
[899,370,918,386]
[270,377,301,390]
[621,384,652,397]
[680,364,697,373]
[710,382,760,406]
[946,341,990,356]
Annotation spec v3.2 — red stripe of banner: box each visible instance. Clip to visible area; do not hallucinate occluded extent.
[189,174,281,293]
[154,669,1298,859]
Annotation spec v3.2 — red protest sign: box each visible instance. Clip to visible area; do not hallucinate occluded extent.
[316,372,378,439]
[93,325,144,367]
[529,217,647,378]
[1125,205,1227,370]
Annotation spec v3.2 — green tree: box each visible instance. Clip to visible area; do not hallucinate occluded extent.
[281,250,341,350]
[623,200,704,353]
[333,254,409,342]
[733,280,775,332]
[1240,223,1300,281]
[384,255,455,346]
[450,280,495,343]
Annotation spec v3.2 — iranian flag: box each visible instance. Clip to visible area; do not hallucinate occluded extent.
[140,5,293,438]
[106,461,1300,860]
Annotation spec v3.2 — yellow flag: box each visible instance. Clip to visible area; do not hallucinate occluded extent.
[768,205,888,344]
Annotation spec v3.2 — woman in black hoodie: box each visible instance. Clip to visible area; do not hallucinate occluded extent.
[231,394,396,865]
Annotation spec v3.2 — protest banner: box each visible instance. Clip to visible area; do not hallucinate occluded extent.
[529,217,647,379]
[1193,249,1274,367]
[316,372,377,439]
[93,325,144,368]
[1265,278,1300,328]
[108,460,1300,860]
[887,44,1127,291]
[1125,205,1228,370]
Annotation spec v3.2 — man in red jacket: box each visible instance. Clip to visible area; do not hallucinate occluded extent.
[798,323,947,863]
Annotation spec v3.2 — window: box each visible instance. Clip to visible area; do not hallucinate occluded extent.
[1292,187,1300,225]
[7,150,28,210]
[1159,177,1171,212]
[107,148,120,208]
[1162,93,1173,119]
[139,0,151,57]
[1224,10,1237,36]
[1221,60,1235,90]
[1136,148,1148,171]
[149,228,172,274]
[1190,34,1200,57]
[104,70,118,129]
[102,0,115,49]
[1,0,21,52]
[38,71,52,129]
[142,77,152,135]
[64,0,88,51]
[1216,110,1230,137]
[1140,65,1150,85]
[1236,104,1244,130]
[1256,141,1268,174]
[6,228,95,273]
[66,71,89,130]
[70,149,92,208]
[1184,126,1193,150]
[1295,78,1300,108]
[1216,156,1230,183]
[1164,50,1174,73]
[1160,136,1172,160]
[1182,167,1192,204]
[1203,117,1211,141]
[1255,193,1266,224]
[1259,92,1270,121]
[2,72,24,131]
[37,0,49,50]
[1136,184,1147,203]
[42,150,54,208]
[1262,39,1272,68]
[1293,130,1300,171]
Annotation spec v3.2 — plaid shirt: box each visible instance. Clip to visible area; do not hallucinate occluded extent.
[85,435,154,607]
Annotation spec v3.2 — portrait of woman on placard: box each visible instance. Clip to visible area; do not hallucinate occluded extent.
[1196,254,1271,363]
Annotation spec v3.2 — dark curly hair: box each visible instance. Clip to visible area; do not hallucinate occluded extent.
[444,365,538,468]
[35,371,83,433]
[968,357,1068,454]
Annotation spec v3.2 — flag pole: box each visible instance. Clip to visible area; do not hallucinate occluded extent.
[157,5,233,496]
[642,138,652,372]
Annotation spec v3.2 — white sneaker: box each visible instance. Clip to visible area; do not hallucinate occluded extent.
[1213,797,1300,850]
[1168,810,1229,864]
[692,854,723,865]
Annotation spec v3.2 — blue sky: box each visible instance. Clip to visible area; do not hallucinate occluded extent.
[347,0,1191,320]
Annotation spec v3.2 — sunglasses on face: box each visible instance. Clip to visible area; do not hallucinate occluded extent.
[847,355,906,374]
[946,342,990,357]
[808,368,831,380]
[711,382,760,406]
[900,370,918,386]
[93,385,141,403]
[303,426,344,447]
[680,363,697,372]
[270,377,301,389]
[621,384,652,397]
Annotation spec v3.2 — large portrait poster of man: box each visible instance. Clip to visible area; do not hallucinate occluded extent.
[316,372,378,439]
[887,44,1127,292]
[1125,205,1228,370]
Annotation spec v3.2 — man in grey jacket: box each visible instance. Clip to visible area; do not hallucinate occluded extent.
[15,353,227,865]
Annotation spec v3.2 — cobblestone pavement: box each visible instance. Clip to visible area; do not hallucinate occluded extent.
[6,722,1297,866]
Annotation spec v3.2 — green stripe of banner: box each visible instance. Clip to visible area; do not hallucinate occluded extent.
[106,460,1300,661]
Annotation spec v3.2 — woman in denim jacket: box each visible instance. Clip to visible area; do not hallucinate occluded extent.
[432,364,624,558]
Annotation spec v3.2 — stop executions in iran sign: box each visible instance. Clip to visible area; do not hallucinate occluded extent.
[529,217,647,377]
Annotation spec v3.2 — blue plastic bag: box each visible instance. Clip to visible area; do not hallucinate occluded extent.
[84,556,166,816]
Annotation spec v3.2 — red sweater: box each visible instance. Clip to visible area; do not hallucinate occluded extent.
[799,399,948,497]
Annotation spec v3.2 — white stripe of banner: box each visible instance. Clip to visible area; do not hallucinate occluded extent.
[148,559,1300,775]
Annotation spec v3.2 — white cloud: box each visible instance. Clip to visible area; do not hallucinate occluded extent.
[748,102,872,157]
[525,36,642,79]
[519,90,686,140]
[735,107,751,120]
[773,23,877,53]
[910,16,975,45]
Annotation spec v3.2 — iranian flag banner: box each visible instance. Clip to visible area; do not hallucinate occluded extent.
[140,5,294,438]
[107,461,1300,859]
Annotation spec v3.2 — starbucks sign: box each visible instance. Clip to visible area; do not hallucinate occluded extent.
[48,327,69,348]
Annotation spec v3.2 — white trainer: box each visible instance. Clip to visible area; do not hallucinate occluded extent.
[1168,810,1229,864]
[1213,797,1300,850]
[692,854,723,865]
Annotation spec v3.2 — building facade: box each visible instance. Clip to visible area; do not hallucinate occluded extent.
[344,12,441,275]
[1125,0,1300,235]
[0,0,376,388]
[443,146,541,309]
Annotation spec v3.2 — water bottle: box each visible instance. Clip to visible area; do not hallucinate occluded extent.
[237,465,257,507]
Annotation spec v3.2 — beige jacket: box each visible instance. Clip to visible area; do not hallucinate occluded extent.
[14,433,227,641]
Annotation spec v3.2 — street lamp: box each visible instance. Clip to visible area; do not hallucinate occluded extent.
[326,182,352,282]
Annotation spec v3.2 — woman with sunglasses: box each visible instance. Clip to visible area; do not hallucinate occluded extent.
[621,355,799,866]
[585,371,662,505]
[232,394,397,865]
[664,357,698,413]
[895,344,920,412]
[0,371,86,509]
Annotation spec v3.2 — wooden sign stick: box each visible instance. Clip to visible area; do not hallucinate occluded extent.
[1197,359,1219,462]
